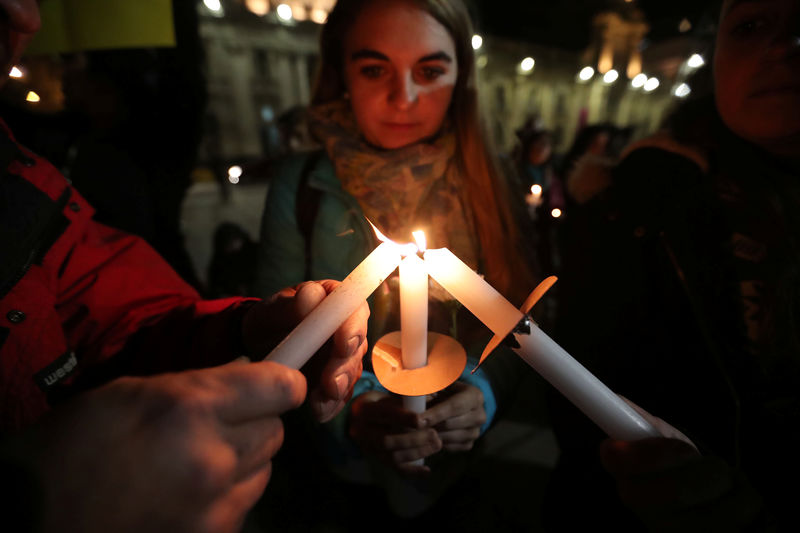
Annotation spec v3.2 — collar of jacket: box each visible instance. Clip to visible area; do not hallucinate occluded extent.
[302,152,377,246]
[0,121,71,299]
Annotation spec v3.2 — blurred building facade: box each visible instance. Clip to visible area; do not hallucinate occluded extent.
[195,0,710,163]
[4,1,712,165]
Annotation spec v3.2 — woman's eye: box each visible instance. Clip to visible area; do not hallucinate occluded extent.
[360,65,385,79]
[418,66,445,81]
[731,17,768,37]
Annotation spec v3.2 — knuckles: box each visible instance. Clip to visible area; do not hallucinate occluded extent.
[262,363,307,409]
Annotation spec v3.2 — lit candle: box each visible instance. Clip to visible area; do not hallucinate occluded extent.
[265,241,402,369]
[423,247,521,336]
[401,232,428,375]
[400,233,428,466]
[424,248,659,441]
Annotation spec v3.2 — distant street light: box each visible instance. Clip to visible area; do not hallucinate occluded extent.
[644,77,660,92]
[674,83,691,98]
[276,3,293,21]
[520,57,535,72]
[310,9,328,24]
[687,53,705,68]
[472,34,483,50]
[245,0,269,16]
[228,165,243,180]
[603,69,619,84]
[203,0,221,12]
[631,73,647,88]
[578,66,594,81]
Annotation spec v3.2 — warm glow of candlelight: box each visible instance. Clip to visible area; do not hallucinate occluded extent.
[531,184,542,196]
[412,230,427,252]
[369,220,423,256]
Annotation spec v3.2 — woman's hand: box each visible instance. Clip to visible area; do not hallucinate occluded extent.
[423,381,486,452]
[349,391,442,475]
[348,381,487,474]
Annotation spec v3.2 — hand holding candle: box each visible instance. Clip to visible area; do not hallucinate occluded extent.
[245,280,370,422]
[423,247,660,441]
[264,241,402,369]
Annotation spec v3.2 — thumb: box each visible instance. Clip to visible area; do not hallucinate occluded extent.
[294,282,327,318]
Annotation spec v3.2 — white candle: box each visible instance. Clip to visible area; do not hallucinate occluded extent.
[423,247,522,336]
[512,325,659,441]
[400,252,428,465]
[424,247,659,441]
[400,253,428,372]
[265,242,402,369]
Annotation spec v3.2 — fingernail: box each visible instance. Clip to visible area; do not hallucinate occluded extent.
[314,398,339,423]
[347,336,361,356]
[334,373,350,399]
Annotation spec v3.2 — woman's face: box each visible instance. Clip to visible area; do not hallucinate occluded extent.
[715,0,800,156]
[342,0,458,150]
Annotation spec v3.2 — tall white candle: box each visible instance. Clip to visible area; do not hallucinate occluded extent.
[423,248,522,335]
[512,326,659,440]
[400,253,428,464]
[424,247,659,441]
[265,242,402,369]
[400,253,428,372]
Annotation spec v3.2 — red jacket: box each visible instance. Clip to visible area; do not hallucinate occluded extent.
[0,122,258,432]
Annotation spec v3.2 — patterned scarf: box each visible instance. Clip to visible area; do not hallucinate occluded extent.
[307,99,479,271]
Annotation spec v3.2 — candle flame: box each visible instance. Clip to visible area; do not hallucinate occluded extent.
[412,230,427,252]
[369,219,390,243]
[368,219,424,256]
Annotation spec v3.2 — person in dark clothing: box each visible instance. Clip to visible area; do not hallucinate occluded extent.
[546,0,800,530]
[0,2,370,531]
[207,222,259,298]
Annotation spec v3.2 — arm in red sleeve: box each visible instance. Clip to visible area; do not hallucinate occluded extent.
[57,218,260,379]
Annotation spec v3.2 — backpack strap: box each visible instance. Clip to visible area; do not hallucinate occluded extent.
[295,150,323,280]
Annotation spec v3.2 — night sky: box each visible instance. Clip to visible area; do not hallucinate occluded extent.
[470,0,720,51]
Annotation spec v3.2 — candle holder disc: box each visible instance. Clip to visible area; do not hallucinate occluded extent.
[372,332,466,396]
[474,276,558,372]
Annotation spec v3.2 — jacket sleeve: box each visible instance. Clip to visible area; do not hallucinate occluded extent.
[255,156,309,298]
[57,218,259,379]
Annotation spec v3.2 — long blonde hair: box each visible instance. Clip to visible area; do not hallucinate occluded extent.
[312,0,535,302]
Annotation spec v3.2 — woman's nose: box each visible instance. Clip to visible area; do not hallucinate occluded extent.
[389,72,418,110]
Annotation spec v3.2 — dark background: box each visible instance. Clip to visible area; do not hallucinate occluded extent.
[472,0,719,50]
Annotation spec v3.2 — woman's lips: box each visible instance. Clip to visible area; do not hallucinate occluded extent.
[382,122,420,129]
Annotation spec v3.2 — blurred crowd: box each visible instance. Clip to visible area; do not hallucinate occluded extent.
[1,0,799,532]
